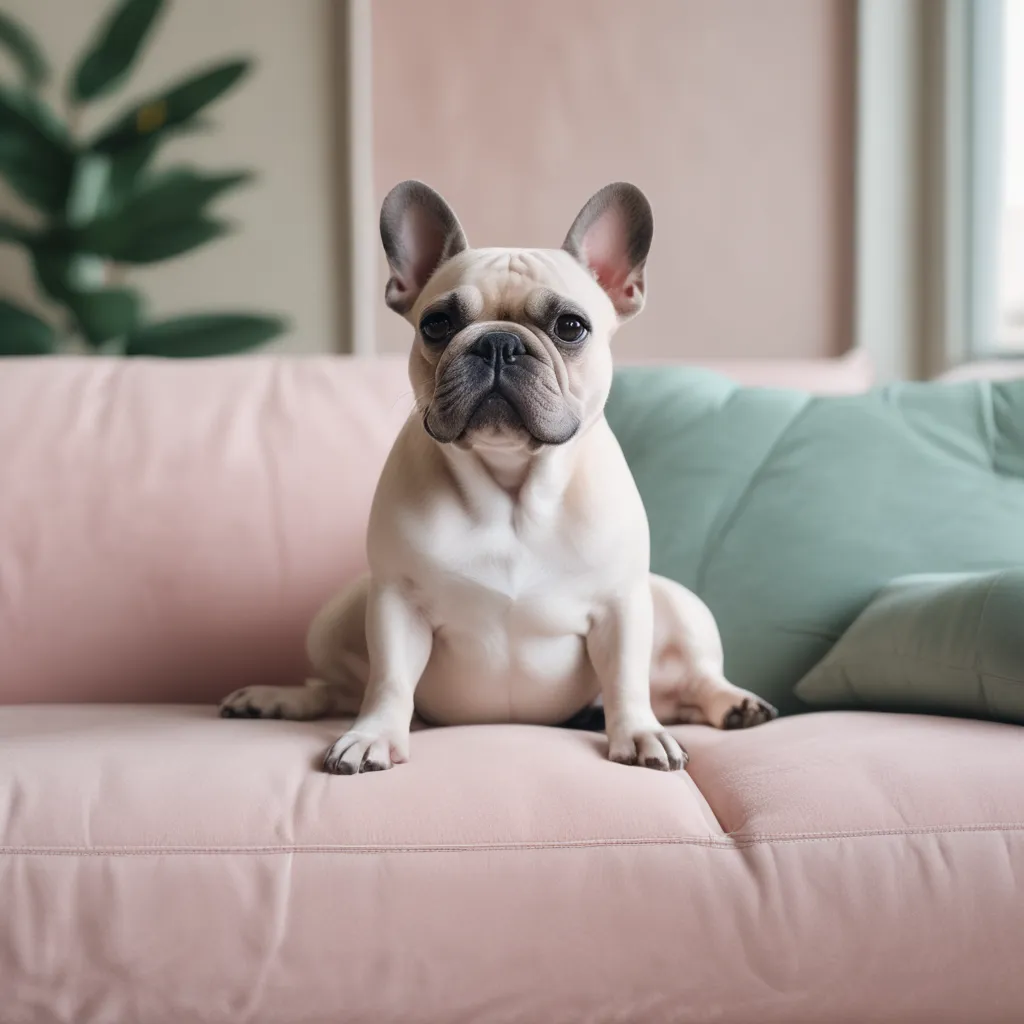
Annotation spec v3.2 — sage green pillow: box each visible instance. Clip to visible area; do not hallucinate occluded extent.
[605,369,1024,715]
[793,570,1024,720]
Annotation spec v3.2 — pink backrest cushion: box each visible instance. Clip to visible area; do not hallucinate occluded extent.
[0,353,872,705]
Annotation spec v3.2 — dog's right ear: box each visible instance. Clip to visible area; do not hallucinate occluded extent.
[380,181,468,315]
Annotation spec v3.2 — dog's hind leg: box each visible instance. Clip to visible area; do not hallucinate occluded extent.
[219,577,370,720]
[648,573,778,729]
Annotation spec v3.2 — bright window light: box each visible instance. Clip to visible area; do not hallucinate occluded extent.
[998,0,1024,348]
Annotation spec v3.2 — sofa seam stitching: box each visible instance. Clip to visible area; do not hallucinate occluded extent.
[2,822,1022,856]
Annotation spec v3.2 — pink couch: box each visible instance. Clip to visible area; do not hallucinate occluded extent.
[3,353,1023,1024]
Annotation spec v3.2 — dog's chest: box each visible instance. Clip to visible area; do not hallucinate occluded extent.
[420,515,596,635]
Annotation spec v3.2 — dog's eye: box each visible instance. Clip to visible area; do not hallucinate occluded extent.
[554,314,588,344]
[420,313,452,343]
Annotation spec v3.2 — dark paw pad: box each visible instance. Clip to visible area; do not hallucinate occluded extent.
[220,704,264,718]
[323,755,357,775]
[361,759,389,772]
[723,697,779,730]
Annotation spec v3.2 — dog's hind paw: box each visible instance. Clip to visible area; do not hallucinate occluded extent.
[722,696,779,730]
[219,684,331,721]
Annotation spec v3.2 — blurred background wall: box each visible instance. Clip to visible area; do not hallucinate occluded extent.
[372,0,856,359]
[0,0,857,359]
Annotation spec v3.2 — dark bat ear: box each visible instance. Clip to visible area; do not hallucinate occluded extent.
[562,183,653,320]
[380,180,468,315]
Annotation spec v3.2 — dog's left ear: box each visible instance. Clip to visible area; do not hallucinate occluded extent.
[562,183,653,320]
[380,180,469,315]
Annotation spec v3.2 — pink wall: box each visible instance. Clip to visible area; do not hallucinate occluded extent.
[372,0,855,359]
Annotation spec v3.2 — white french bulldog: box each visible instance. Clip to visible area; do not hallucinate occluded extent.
[220,181,777,773]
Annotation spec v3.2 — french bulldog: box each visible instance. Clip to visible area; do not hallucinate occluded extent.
[220,180,777,773]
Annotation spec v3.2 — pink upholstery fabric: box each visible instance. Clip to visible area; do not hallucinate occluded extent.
[1,706,1022,1023]
[0,354,872,706]
[0,357,409,704]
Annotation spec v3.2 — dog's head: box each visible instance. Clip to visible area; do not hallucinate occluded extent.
[380,180,653,451]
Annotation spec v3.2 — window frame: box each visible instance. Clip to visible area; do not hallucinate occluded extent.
[855,0,1020,379]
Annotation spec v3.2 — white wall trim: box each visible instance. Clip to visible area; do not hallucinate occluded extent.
[335,0,377,356]
[854,0,925,381]
[966,0,1005,358]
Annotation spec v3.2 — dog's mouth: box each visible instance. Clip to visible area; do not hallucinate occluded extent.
[464,391,525,434]
[424,386,530,445]
[424,358,580,447]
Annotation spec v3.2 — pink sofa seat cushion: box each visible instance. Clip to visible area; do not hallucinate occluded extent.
[0,706,718,851]
[1,708,1019,852]
[685,711,1022,836]
[2,707,1023,1022]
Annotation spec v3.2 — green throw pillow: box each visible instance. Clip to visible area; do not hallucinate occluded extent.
[605,369,1024,714]
[793,570,1024,720]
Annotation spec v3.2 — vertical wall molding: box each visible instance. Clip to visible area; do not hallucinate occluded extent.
[854,0,926,380]
[920,0,964,378]
[965,0,1005,359]
[333,0,377,355]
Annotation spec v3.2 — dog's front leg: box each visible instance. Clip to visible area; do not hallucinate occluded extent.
[322,580,431,775]
[587,586,688,771]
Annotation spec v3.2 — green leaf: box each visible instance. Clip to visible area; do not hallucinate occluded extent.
[4,85,69,139]
[66,287,143,347]
[106,135,159,205]
[30,244,105,303]
[71,162,250,266]
[66,152,113,226]
[0,11,49,89]
[125,313,286,357]
[80,213,230,264]
[0,298,56,355]
[71,0,165,103]
[0,215,33,245]
[103,118,212,208]
[92,59,250,154]
[30,247,73,303]
[0,83,74,212]
[110,164,251,225]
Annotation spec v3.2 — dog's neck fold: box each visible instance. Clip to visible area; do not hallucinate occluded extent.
[441,432,582,516]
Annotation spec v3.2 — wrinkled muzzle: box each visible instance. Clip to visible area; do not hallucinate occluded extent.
[424,329,580,446]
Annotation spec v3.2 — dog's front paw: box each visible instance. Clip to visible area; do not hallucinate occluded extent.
[322,722,410,776]
[721,696,779,730]
[607,727,688,771]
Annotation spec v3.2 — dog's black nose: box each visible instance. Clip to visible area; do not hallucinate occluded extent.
[472,331,525,367]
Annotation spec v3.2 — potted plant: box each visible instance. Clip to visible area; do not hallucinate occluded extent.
[0,0,287,356]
